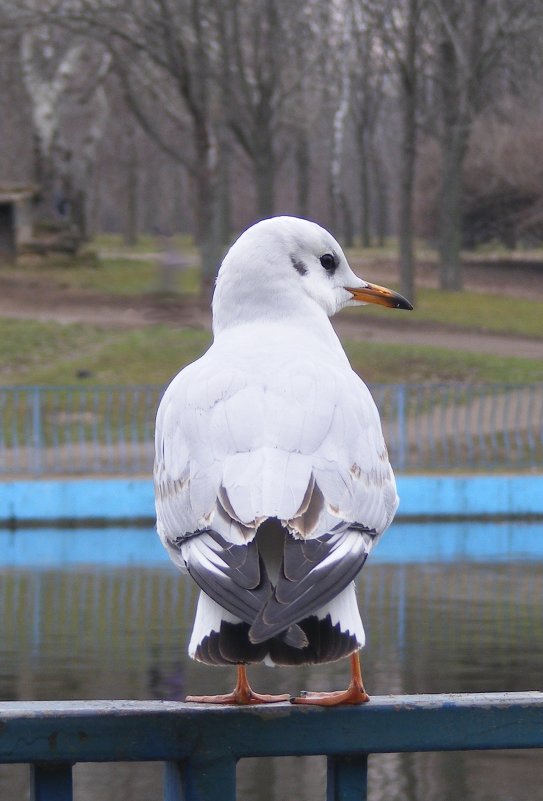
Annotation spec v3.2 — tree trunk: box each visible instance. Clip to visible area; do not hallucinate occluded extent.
[340,193,355,248]
[176,166,188,234]
[254,146,275,220]
[357,123,372,248]
[437,32,468,292]
[218,137,232,245]
[33,134,57,224]
[193,142,222,300]
[372,146,389,247]
[72,189,88,241]
[398,0,418,303]
[195,191,221,299]
[295,131,310,219]
[123,130,139,246]
[438,136,465,290]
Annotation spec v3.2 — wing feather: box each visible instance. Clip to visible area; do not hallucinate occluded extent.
[249,526,376,644]
[175,530,307,648]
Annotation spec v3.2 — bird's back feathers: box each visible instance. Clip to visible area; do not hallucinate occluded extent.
[155,322,398,550]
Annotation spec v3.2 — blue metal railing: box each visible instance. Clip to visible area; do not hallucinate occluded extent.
[0,383,542,476]
[1,694,543,800]
[0,384,162,476]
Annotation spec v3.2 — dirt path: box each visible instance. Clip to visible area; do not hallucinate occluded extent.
[1,254,542,358]
[334,316,543,359]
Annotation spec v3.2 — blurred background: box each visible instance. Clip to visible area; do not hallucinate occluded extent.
[0,1,542,800]
[1,0,543,285]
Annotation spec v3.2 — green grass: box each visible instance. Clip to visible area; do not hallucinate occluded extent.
[61,257,200,296]
[1,323,211,385]
[9,255,200,296]
[344,340,543,384]
[8,247,543,338]
[1,319,541,386]
[1,241,542,387]
[0,320,118,382]
[346,287,543,338]
[94,232,198,255]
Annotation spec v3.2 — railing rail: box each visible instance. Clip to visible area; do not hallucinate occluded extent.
[1,694,543,800]
[0,382,542,476]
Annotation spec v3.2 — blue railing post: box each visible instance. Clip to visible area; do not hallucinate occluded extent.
[165,757,237,801]
[30,763,73,801]
[164,761,183,800]
[327,754,368,801]
[396,384,406,471]
[32,386,43,475]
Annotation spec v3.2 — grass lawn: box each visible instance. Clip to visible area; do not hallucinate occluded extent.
[94,232,198,255]
[1,318,542,386]
[8,254,201,296]
[346,286,543,338]
[345,340,543,384]
[1,241,541,386]
[7,247,543,337]
[0,321,210,385]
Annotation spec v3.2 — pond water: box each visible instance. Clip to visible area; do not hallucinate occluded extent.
[0,520,542,801]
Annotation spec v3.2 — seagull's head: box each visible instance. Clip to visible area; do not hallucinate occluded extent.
[212,216,412,332]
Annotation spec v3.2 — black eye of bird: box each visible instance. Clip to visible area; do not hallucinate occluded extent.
[320,253,337,272]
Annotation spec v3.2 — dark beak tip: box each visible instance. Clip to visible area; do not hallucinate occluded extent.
[394,294,413,311]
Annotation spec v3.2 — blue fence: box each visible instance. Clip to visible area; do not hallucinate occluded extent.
[1,694,543,800]
[0,383,542,476]
[0,385,160,476]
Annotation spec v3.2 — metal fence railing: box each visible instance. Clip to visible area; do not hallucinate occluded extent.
[1,694,543,801]
[372,382,543,472]
[0,383,542,476]
[0,385,162,476]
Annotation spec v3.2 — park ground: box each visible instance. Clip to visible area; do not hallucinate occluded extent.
[0,238,542,386]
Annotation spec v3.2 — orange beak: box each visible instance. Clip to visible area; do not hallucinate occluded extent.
[346,282,413,310]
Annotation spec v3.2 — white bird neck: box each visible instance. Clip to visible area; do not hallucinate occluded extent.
[212,298,350,367]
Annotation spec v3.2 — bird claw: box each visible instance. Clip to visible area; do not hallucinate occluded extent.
[186,691,290,706]
[290,684,370,706]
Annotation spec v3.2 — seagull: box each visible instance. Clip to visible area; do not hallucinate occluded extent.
[154,216,412,705]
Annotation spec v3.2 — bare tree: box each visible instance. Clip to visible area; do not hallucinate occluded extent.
[361,0,428,302]
[429,0,538,290]
[6,0,543,284]
[350,2,387,248]
[329,1,353,243]
[215,0,321,221]
[49,0,223,287]
[17,16,111,242]
[20,29,84,219]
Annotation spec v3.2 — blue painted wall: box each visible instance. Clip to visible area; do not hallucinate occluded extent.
[0,475,541,524]
[397,475,543,518]
[1,520,542,568]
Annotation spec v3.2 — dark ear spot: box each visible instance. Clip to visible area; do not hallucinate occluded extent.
[290,254,308,276]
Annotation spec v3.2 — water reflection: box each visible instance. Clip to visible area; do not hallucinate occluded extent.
[0,521,542,800]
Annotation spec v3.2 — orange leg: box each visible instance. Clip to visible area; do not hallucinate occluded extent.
[186,664,290,705]
[290,652,370,706]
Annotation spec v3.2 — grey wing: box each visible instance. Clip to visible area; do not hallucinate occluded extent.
[171,530,271,622]
[171,530,307,648]
[248,524,377,644]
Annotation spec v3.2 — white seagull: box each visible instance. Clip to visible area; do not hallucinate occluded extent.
[154,216,412,705]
